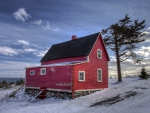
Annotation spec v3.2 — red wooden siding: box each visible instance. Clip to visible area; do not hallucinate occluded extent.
[41,56,87,65]
[26,66,73,91]
[73,35,108,92]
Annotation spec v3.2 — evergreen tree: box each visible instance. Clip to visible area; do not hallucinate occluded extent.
[102,14,146,82]
[2,80,7,85]
[0,82,2,88]
[16,78,24,85]
[139,66,149,79]
[16,80,19,85]
[19,78,24,84]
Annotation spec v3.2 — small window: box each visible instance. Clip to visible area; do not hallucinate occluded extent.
[78,71,85,81]
[97,68,102,82]
[97,49,102,59]
[40,68,46,75]
[30,70,35,75]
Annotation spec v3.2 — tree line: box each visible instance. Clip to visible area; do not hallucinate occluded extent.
[0,78,24,89]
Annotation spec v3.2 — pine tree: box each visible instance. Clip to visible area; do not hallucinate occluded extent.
[139,66,149,79]
[2,80,7,85]
[16,80,19,85]
[0,82,2,88]
[102,14,146,82]
[19,78,24,84]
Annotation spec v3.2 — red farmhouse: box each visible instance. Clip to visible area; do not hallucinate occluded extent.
[25,32,110,98]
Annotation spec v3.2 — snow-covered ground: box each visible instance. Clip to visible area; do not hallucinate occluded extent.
[0,86,22,102]
[0,77,150,113]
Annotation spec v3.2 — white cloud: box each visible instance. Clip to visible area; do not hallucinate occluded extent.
[13,8,31,22]
[110,56,116,61]
[30,20,42,25]
[33,50,47,57]
[141,46,150,52]
[143,31,150,35]
[17,40,30,46]
[24,48,36,52]
[42,21,59,31]
[108,45,150,77]
[0,46,18,56]
[148,27,150,30]
[135,46,150,57]
[0,61,40,78]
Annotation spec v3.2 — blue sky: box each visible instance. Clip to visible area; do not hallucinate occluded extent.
[0,0,150,78]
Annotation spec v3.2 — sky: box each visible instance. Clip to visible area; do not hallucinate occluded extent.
[0,0,150,78]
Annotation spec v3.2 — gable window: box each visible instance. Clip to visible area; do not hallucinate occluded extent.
[78,71,85,81]
[30,70,35,75]
[97,49,102,59]
[40,68,46,75]
[97,68,102,82]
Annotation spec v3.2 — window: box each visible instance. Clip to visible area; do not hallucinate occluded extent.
[97,68,102,82]
[40,68,46,75]
[78,71,85,81]
[97,49,102,59]
[30,70,35,75]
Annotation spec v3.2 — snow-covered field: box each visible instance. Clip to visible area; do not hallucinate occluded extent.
[0,77,150,113]
[0,86,22,102]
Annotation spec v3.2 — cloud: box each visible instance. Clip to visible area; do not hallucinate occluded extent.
[30,20,42,25]
[110,56,116,61]
[30,20,59,31]
[135,46,150,57]
[24,48,36,52]
[13,8,31,22]
[108,45,150,77]
[16,40,48,57]
[33,50,47,57]
[0,61,40,78]
[141,28,150,42]
[0,46,18,56]
[42,21,59,31]
[143,31,150,35]
[17,40,30,46]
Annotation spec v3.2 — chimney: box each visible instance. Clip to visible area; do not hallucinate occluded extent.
[72,35,77,40]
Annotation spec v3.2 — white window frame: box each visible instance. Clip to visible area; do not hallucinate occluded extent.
[40,68,46,75]
[97,49,102,59]
[30,70,35,75]
[78,71,85,81]
[97,68,102,82]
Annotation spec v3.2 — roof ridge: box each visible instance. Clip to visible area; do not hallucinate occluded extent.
[53,32,100,46]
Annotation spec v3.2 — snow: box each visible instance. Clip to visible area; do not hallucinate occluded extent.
[26,60,87,68]
[0,86,21,102]
[1,77,150,113]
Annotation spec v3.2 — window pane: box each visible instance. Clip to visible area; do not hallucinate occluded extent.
[42,69,45,74]
[79,72,85,81]
[30,70,35,75]
[40,68,46,75]
[80,73,83,80]
[98,69,102,81]
[98,50,101,58]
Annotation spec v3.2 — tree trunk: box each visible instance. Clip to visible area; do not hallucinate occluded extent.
[115,36,122,82]
[116,53,122,82]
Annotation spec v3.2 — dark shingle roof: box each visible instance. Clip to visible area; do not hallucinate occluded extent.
[40,32,100,62]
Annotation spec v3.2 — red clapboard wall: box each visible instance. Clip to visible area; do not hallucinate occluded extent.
[26,66,73,91]
[73,35,108,92]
